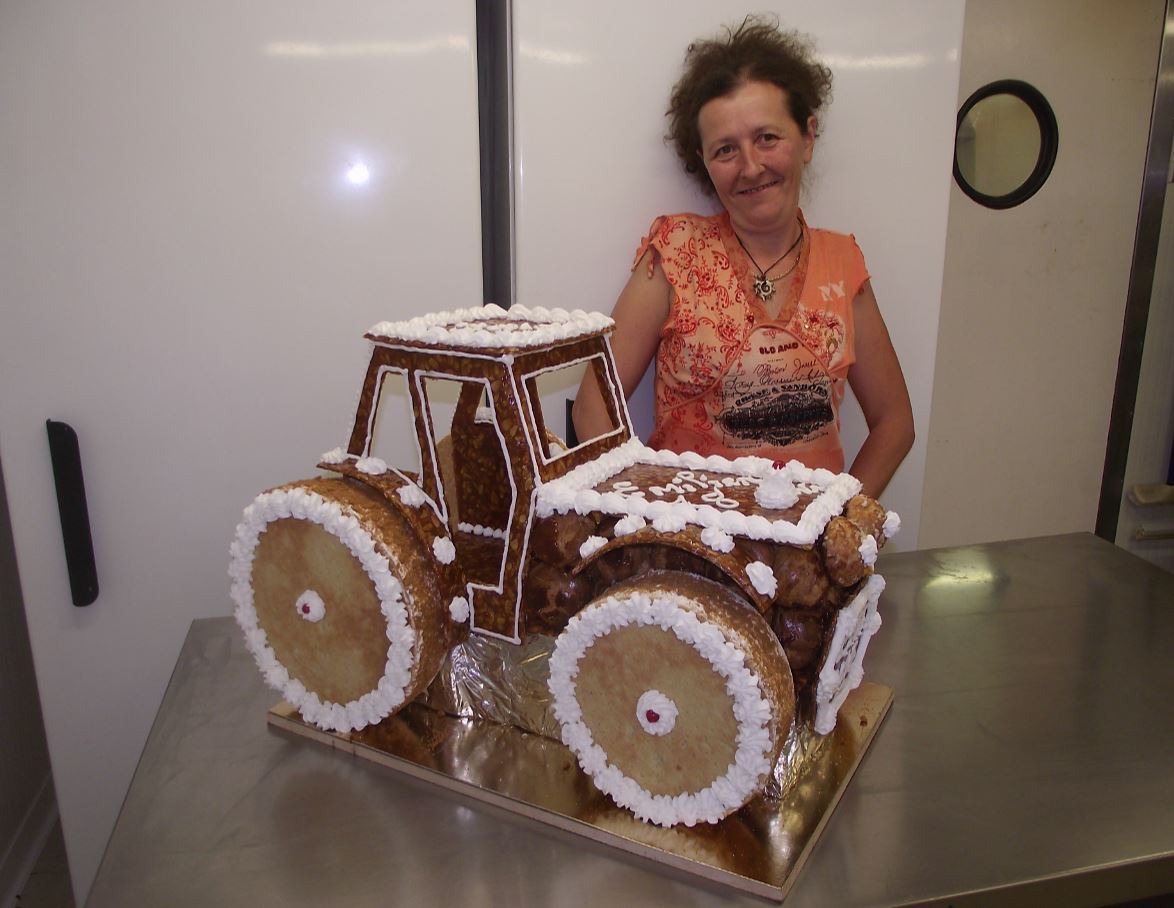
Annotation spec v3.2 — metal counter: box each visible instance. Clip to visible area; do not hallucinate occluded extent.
[86,533,1174,907]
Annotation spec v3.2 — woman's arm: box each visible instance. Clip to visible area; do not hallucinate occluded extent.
[846,280,915,499]
[572,248,672,441]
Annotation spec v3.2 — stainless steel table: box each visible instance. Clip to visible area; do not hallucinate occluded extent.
[87,533,1174,907]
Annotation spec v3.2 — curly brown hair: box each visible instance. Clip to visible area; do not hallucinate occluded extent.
[667,16,833,195]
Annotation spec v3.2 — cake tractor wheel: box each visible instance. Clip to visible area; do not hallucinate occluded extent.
[229,477,448,733]
[548,572,795,827]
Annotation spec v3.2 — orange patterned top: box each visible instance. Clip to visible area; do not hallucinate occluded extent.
[636,210,869,472]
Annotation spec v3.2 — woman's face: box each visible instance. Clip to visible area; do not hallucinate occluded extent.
[697,80,814,237]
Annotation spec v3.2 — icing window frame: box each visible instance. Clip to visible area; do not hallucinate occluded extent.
[521,353,624,466]
[365,366,423,474]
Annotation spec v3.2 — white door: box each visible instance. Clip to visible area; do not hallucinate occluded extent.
[511,0,965,550]
[0,2,482,900]
[919,0,1166,548]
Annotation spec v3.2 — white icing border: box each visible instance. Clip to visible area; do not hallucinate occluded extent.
[548,588,776,827]
[535,439,863,547]
[814,574,885,735]
[368,304,613,350]
[229,486,417,733]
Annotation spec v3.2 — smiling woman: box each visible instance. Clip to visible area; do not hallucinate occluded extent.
[573,15,914,499]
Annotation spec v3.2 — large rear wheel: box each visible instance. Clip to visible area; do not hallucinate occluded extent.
[230,477,447,733]
[549,572,795,827]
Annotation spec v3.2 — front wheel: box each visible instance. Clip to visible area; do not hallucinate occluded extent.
[549,572,795,827]
[229,477,448,733]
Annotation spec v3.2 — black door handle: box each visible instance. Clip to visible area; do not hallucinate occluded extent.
[46,420,99,606]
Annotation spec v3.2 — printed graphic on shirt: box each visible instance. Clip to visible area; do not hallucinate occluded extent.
[715,327,836,450]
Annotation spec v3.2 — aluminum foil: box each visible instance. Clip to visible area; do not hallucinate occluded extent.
[420,630,835,793]
[419,632,562,741]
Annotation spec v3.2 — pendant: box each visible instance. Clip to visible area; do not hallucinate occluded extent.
[754,275,776,301]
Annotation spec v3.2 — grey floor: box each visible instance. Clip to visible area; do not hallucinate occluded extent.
[13,820,74,908]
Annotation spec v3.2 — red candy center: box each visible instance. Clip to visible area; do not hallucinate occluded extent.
[301,604,311,614]
[645,709,660,723]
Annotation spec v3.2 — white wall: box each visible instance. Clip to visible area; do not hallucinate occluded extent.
[0,2,482,900]
[921,0,1164,548]
[512,0,965,550]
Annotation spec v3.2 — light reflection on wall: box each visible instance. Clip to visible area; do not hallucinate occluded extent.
[345,161,371,186]
[264,37,470,58]
[517,42,588,65]
[822,48,958,69]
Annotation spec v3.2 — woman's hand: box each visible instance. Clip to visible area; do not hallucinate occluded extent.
[573,248,672,442]
[846,281,915,499]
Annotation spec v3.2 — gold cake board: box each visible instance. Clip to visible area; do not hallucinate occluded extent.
[268,682,892,903]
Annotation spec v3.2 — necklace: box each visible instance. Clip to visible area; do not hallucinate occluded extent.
[736,225,803,301]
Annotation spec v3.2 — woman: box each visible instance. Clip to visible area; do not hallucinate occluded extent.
[573,17,913,499]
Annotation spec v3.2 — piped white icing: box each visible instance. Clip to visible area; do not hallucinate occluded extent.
[755,470,801,509]
[700,526,735,553]
[548,588,777,827]
[613,514,646,535]
[397,483,427,507]
[295,589,326,623]
[368,304,613,351]
[652,512,688,533]
[859,534,878,566]
[883,510,901,539]
[635,690,678,736]
[535,441,862,547]
[320,447,349,465]
[229,486,416,734]
[814,574,885,735]
[458,522,507,540]
[449,596,470,623]
[579,535,607,558]
[432,536,456,565]
[745,561,778,598]
[355,455,388,476]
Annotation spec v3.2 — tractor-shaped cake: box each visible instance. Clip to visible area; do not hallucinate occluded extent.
[230,305,896,827]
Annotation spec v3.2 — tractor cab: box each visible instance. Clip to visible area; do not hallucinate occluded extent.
[343,305,631,641]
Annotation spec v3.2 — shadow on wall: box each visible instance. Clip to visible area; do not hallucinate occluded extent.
[0,453,64,905]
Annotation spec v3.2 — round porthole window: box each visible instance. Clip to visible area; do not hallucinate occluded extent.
[953,80,1058,209]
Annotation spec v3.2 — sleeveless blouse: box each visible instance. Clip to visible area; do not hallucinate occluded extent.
[635,210,869,472]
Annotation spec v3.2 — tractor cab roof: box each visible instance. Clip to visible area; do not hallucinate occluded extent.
[366,304,614,356]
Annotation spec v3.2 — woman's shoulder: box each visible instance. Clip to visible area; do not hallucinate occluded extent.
[806,223,859,249]
[803,221,869,296]
[640,211,725,250]
[653,210,723,228]
[806,222,866,265]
